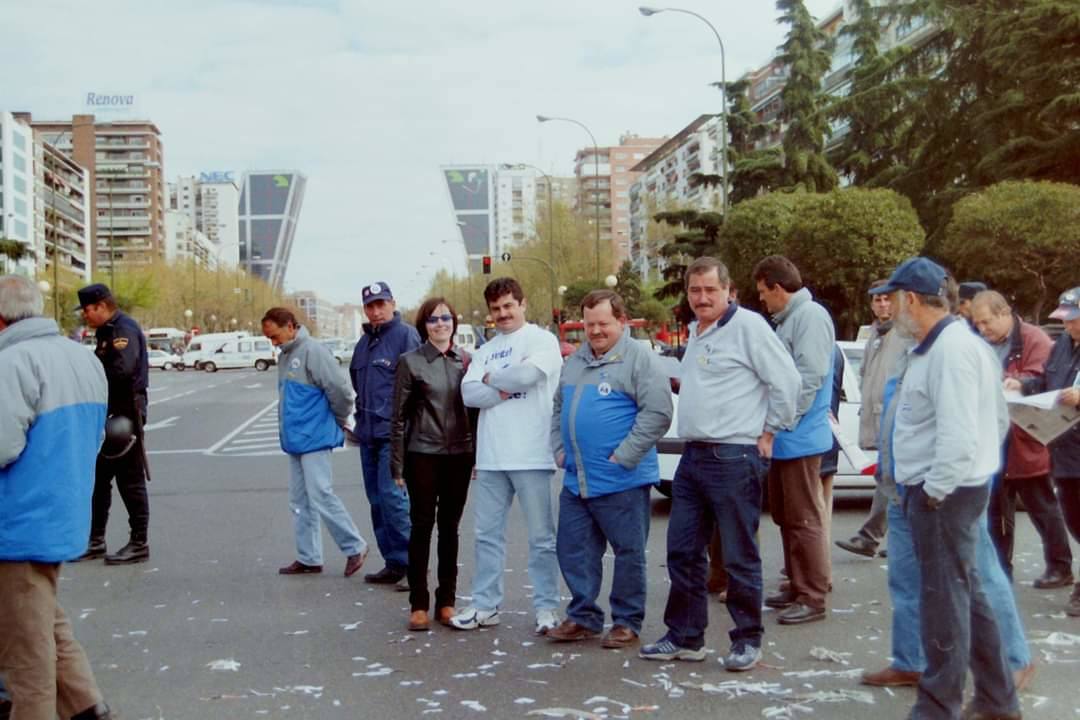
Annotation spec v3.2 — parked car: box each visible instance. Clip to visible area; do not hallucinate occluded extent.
[655,340,877,499]
[148,349,181,370]
[178,332,252,371]
[320,338,352,365]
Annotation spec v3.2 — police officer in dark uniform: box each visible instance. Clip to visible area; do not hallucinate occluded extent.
[74,283,151,565]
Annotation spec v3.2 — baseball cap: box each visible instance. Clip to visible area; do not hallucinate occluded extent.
[75,283,113,310]
[361,282,393,306]
[958,281,988,301]
[1049,287,1080,321]
[869,257,948,297]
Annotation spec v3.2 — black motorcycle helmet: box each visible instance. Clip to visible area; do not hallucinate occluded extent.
[101,415,137,459]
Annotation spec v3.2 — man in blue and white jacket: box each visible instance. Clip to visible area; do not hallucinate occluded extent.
[263,307,369,578]
[546,290,672,649]
[0,275,112,720]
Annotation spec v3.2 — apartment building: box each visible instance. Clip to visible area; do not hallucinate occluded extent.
[163,210,215,268]
[574,133,667,268]
[169,173,241,268]
[28,114,166,274]
[628,115,724,281]
[289,290,338,337]
[0,111,38,276]
[36,135,92,281]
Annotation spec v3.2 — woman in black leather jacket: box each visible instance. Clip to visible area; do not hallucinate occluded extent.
[390,297,475,631]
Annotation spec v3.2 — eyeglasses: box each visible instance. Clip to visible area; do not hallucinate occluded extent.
[425,314,454,324]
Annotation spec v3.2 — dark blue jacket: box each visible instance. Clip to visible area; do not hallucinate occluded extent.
[1022,333,1080,478]
[349,313,421,443]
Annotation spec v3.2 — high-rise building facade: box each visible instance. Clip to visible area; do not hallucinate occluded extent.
[494,166,538,250]
[0,111,38,276]
[289,290,338,337]
[29,114,166,274]
[574,133,667,268]
[628,115,724,281]
[237,170,306,290]
[163,210,215,268]
[35,134,92,281]
[169,173,240,268]
[441,165,496,274]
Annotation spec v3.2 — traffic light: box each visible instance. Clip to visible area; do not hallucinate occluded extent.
[482,256,492,275]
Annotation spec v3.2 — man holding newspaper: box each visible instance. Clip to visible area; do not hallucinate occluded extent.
[1004,286,1080,617]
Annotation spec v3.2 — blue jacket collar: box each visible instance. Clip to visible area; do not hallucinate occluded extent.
[363,311,402,337]
[913,315,955,355]
[773,287,811,325]
[574,327,632,366]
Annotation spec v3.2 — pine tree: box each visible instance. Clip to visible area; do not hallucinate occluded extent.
[776,0,838,192]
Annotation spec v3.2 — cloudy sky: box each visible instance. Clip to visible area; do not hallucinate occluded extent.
[3,0,839,306]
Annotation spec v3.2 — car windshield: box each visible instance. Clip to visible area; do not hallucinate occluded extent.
[841,345,864,378]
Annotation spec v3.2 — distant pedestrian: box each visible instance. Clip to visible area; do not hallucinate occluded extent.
[879,257,1019,719]
[390,297,475,631]
[450,278,564,635]
[74,283,151,565]
[971,290,1073,588]
[837,280,906,559]
[546,290,672,649]
[350,282,420,585]
[955,281,987,325]
[639,258,799,672]
[1006,285,1080,617]
[262,308,368,578]
[0,275,113,720]
[753,256,835,625]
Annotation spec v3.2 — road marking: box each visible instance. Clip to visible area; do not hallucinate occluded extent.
[148,448,209,455]
[144,416,180,431]
[244,383,263,389]
[205,400,279,455]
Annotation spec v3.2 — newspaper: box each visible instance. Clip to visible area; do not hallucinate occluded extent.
[1004,390,1080,446]
[828,414,874,473]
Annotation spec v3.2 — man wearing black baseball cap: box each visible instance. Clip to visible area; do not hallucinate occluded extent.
[73,283,152,565]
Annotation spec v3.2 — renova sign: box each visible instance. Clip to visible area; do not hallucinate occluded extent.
[83,92,140,117]
[199,171,235,183]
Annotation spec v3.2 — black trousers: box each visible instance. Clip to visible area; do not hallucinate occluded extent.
[1055,476,1080,548]
[988,473,1073,579]
[91,441,149,539]
[404,452,472,612]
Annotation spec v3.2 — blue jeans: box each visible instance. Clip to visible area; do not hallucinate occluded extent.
[470,469,559,613]
[557,485,650,633]
[904,484,1019,720]
[287,449,366,566]
[359,439,410,572]
[888,490,1031,674]
[663,443,766,650]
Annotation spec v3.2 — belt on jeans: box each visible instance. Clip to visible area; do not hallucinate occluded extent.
[685,441,754,450]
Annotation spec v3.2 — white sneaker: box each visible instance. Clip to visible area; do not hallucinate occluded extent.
[535,608,559,635]
[449,606,500,630]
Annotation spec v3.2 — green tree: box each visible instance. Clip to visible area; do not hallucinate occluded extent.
[776,0,838,193]
[939,180,1080,322]
[0,238,35,273]
[614,260,643,314]
[722,188,924,336]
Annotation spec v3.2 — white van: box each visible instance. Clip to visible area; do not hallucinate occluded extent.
[179,332,251,370]
[454,323,479,353]
[201,337,276,372]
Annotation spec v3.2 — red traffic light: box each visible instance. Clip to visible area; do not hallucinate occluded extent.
[482,256,492,274]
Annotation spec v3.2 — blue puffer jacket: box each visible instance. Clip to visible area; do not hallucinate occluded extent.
[277,326,355,455]
[552,331,673,499]
[1,318,107,562]
[349,313,421,443]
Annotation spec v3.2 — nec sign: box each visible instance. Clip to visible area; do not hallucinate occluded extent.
[199,171,235,183]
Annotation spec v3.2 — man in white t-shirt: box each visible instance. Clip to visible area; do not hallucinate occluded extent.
[450,277,564,635]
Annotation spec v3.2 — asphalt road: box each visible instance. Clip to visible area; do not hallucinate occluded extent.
[57,368,1080,719]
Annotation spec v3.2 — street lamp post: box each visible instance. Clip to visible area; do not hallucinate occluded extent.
[536,115,602,283]
[639,6,729,216]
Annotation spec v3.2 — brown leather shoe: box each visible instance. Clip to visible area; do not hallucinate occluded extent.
[765,589,796,608]
[409,610,430,631]
[1013,662,1036,692]
[601,625,639,649]
[436,606,455,627]
[344,548,369,577]
[278,560,323,575]
[546,619,598,642]
[861,666,921,687]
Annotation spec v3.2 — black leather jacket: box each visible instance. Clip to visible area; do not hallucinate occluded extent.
[390,342,475,478]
